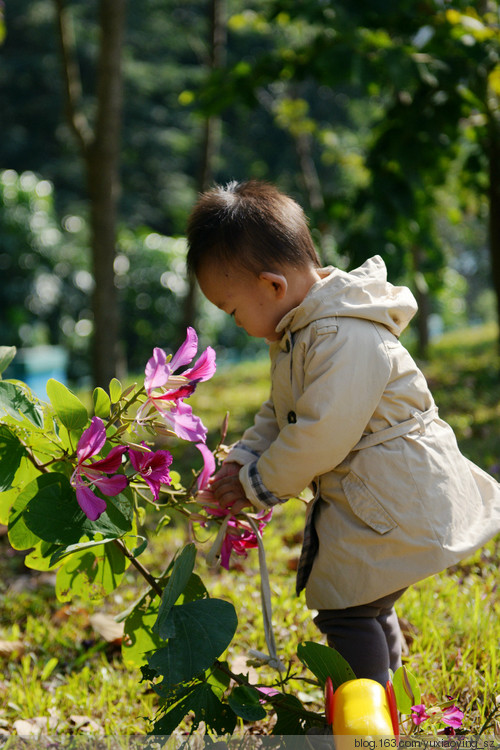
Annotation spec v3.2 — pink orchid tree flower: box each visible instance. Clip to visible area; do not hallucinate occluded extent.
[219,518,259,569]
[411,700,464,732]
[191,445,273,570]
[204,507,272,570]
[137,327,216,444]
[195,443,216,491]
[128,444,173,501]
[71,417,128,521]
[442,704,464,729]
[411,705,430,726]
[202,500,273,571]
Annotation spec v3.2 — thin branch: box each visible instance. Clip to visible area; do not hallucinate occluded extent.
[113,538,164,598]
[53,0,93,153]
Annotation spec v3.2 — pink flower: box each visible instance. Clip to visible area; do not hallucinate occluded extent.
[204,505,272,570]
[195,443,216,490]
[138,328,216,443]
[128,444,173,501]
[71,417,128,521]
[411,704,430,726]
[220,519,258,569]
[442,705,464,729]
[163,399,209,444]
[256,686,281,704]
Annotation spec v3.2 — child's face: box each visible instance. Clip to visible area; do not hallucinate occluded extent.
[197,262,287,341]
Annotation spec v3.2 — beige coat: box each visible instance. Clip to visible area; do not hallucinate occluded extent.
[228,256,500,609]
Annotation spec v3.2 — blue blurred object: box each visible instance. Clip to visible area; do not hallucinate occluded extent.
[6,346,68,400]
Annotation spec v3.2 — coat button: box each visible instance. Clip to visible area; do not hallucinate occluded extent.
[287,411,297,424]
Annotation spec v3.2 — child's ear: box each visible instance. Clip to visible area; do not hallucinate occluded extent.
[259,271,288,299]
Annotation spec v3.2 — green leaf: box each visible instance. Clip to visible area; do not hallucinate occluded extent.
[55,540,128,602]
[207,661,231,698]
[46,379,88,430]
[297,641,356,689]
[0,425,26,491]
[227,685,267,721]
[392,666,421,714]
[0,346,16,376]
[0,381,44,427]
[153,543,197,637]
[109,378,122,403]
[148,598,237,686]
[122,598,163,670]
[152,682,237,736]
[41,657,58,681]
[132,536,148,558]
[272,694,320,736]
[176,572,207,605]
[93,387,111,418]
[24,541,65,571]
[8,475,45,551]
[48,536,118,566]
[21,474,132,545]
[0,457,39,525]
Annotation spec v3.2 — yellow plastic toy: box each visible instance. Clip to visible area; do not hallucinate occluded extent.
[325,677,399,746]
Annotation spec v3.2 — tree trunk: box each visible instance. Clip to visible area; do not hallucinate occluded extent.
[488,117,500,355]
[88,0,126,387]
[54,0,125,388]
[183,0,226,333]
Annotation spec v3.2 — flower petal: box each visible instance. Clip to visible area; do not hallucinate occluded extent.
[442,706,464,728]
[92,473,128,496]
[145,347,170,391]
[169,327,198,372]
[89,445,128,473]
[219,535,233,570]
[411,705,430,726]
[128,447,149,473]
[160,384,197,401]
[76,486,107,521]
[129,447,173,500]
[196,443,216,490]
[77,417,106,463]
[166,400,208,443]
[183,346,216,383]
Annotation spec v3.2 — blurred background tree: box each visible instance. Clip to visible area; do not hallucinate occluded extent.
[0,0,498,386]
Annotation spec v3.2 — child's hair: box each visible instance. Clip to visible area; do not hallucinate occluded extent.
[186,180,321,277]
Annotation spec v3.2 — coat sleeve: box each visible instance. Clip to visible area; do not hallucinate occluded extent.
[225,396,280,466]
[239,318,392,509]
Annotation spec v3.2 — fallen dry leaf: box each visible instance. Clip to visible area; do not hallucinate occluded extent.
[89,613,124,644]
[0,640,24,658]
[13,716,58,736]
[69,715,103,734]
[230,654,259,684]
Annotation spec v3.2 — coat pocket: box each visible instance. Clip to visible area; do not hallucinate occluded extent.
[341,471,397,534]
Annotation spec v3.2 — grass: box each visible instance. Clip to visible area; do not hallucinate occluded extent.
[0,324,499,737]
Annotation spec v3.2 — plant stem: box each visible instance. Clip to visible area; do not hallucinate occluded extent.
[107,384,146,429]
[113,538,164,598]
[213,660,322,722]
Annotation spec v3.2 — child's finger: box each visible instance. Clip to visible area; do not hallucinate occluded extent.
[210,474,239,492]
[215,485,241,506]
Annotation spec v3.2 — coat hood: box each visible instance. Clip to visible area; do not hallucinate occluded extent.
[277,255,418,338]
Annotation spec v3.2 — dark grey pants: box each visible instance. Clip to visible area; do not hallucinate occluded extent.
[313,589,406,686]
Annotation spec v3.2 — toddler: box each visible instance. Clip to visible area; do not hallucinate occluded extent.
[186,179,500,685]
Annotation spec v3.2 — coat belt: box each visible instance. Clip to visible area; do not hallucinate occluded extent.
[352,406,438,452]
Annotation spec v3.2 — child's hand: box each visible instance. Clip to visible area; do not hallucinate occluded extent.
[212,461,241,483]
[210,462,250,515]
